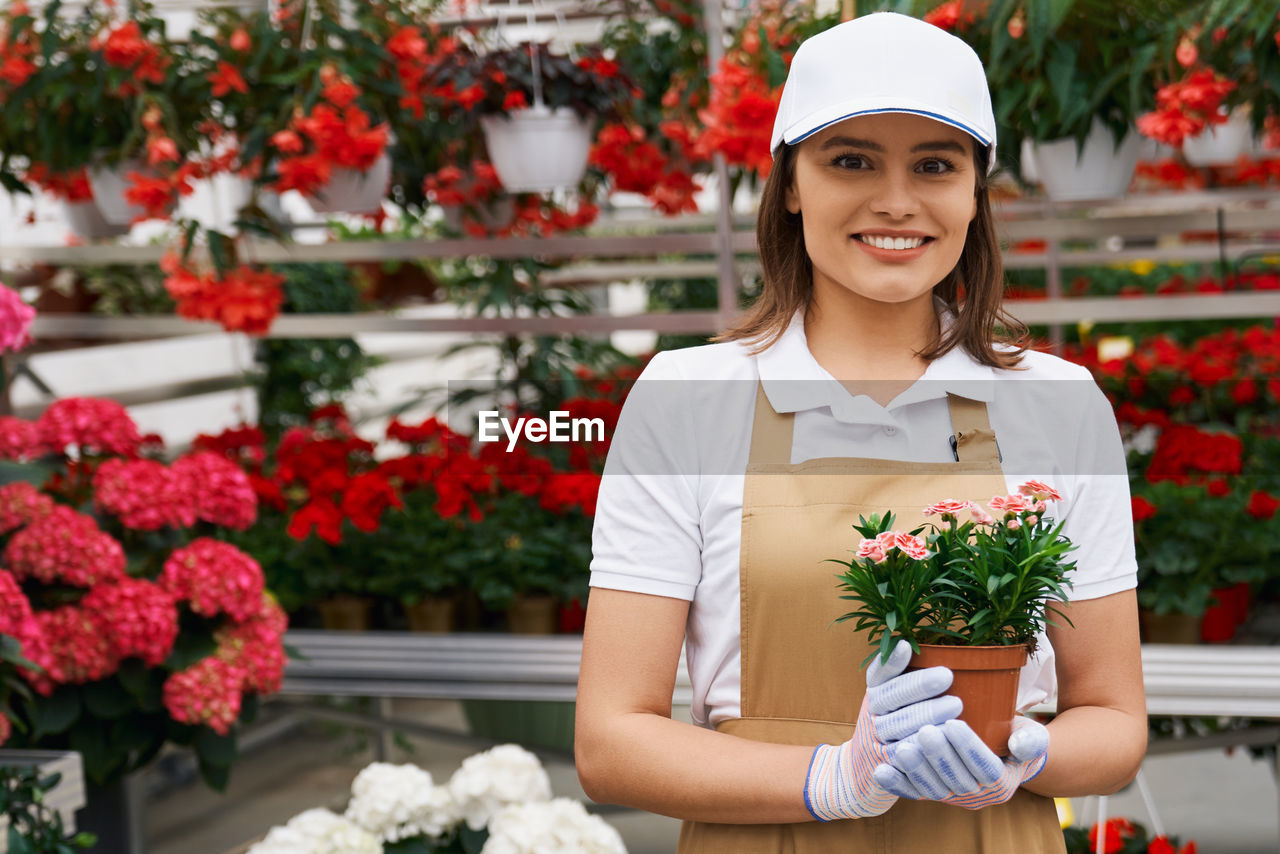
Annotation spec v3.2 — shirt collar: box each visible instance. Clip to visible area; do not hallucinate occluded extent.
[756,296,995,423]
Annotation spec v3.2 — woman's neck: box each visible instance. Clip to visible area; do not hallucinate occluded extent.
[802,290,940,406]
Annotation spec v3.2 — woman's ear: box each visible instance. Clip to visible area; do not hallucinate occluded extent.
[786,181,800,215]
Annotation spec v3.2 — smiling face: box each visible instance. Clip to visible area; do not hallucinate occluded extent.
[784,112,978,313]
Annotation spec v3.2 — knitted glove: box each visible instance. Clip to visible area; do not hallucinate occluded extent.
[804,640,963,821]
[872,716,1049,809]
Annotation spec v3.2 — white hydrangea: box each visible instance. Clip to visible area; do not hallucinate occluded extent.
[448,743,553,830]
[288,808,383,854]
[480,798,627,854]
[345,762,459,842]
[246,824,315,854]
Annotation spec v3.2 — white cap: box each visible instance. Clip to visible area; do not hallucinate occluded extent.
[770,12,997,172]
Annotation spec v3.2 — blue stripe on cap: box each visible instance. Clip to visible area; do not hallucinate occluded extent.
[790,107,993,147]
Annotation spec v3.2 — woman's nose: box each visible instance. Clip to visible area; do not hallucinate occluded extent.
[867,169,920,219]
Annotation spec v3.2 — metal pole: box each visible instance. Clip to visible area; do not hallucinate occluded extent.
[703,0,739,333]
[1046,198,1063,355]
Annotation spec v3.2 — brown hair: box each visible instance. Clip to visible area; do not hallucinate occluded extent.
[714,138,1029,369]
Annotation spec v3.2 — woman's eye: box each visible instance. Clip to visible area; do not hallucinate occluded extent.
[919,158,957,174]
[831,154,868,169]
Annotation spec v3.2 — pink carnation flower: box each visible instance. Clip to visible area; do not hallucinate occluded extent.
[4,506,126,587]
[172,451,258,530]
[0,417,47,461]
[1017,480,1062,502]
[36,398,142,457]
[856,538,888,564]
[970,507,995,526]
[93,458,197,530]
[28,605,119,689]
[923,499,972,518]
[893,532,930,560]
[0,482,55,535]
[215,594,287,695]
[988,494,1035,517]
[160,538,265,622]
[80,578,180,667]
[0,283,35,354]
[163,655,245,735]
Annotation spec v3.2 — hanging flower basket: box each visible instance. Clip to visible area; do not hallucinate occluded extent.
[86,160,156,225]
[480,105,593,193]
[177,171,254,234]
[306,151,392,214]
[1181,108,1253,166]
[1031,119,1143,201]
[59,199,131,240]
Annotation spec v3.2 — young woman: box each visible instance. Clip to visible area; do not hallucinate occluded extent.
[575,12,1146,852]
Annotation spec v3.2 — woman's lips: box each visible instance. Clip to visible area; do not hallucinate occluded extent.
[851,234,934,262]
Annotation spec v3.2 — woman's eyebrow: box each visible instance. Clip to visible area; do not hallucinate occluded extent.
[819,135,967,155]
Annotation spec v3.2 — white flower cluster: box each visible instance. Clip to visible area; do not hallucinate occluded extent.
[481,798,627,854]
[447,743,554,830]
[248,808,381,854]
[345,762,457,842]
[246,744,622,854]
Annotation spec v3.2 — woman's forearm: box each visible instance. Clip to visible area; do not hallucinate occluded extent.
[1022,705,1147,797]
[576,711,818,824]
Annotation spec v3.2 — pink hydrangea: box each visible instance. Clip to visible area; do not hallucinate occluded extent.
[1017,480,1063,502]
[36,398,142,457]
[0,417,47,461]
[4,506,126,587]
[0,482,55,535]
[215,594,287,695]
[28,605,119,690]
[0,283,35,354]
[160,538,265,622]
[162,655,245,735]
[80,578,180,667]
[172,451,258,530]
[988,494,1035,517]
[0,570,52,694]
[93,458,197,530]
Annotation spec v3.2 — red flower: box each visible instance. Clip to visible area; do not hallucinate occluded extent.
[340,471,403,532]
[1206,478,1230,498]
[209,61,249,97]
[161,538,265,622]
[288,497,344,544]
[123,171,177,221]
[1131,496,1157,522]
[1088,817,1136,854]
[1246,490,1280,520]
[923,0,974,31]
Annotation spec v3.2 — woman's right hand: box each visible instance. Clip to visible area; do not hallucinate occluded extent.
[803,639,961,821]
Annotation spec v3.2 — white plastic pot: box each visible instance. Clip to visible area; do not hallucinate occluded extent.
[87,160,162,225]
[1031,118,1143,201]
[307,151,391,214]
[1019,137,1039,185]
[480,105,593,193]
[177,171,253,233]
[1182,109,1253,166]
[59,199,131,240]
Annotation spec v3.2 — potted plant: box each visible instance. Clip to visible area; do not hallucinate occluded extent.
[0,397,287,850]
[1138,2,1280,166]
[829,482,1077,755]
[0,760,94,851]
[967,0,1172,198]
[3,0,205,227]
[426,40,635,193]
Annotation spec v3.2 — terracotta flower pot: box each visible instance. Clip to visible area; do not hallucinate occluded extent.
[906,643,1029,757]
[404,594,459,633]
[505,593,559,635]
[1138,610,1201,644]
[316,594,374,631]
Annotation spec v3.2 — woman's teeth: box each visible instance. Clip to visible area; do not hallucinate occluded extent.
[855,234,927,250]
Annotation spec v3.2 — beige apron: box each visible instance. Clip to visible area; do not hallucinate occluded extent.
[678,381,1066,853]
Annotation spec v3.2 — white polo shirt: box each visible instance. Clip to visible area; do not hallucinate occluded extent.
[589,303,1138,729]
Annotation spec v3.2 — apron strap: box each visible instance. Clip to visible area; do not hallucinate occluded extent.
[749,380,795,466]
[947,393,1001,464]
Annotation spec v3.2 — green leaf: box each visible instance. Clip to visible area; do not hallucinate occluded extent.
[195,727,238,767]
[83,679,134,719]
[34,687,81,738]
[197,753,232,792]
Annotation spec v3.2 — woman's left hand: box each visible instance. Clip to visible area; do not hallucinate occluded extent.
[871,716,1049,809]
